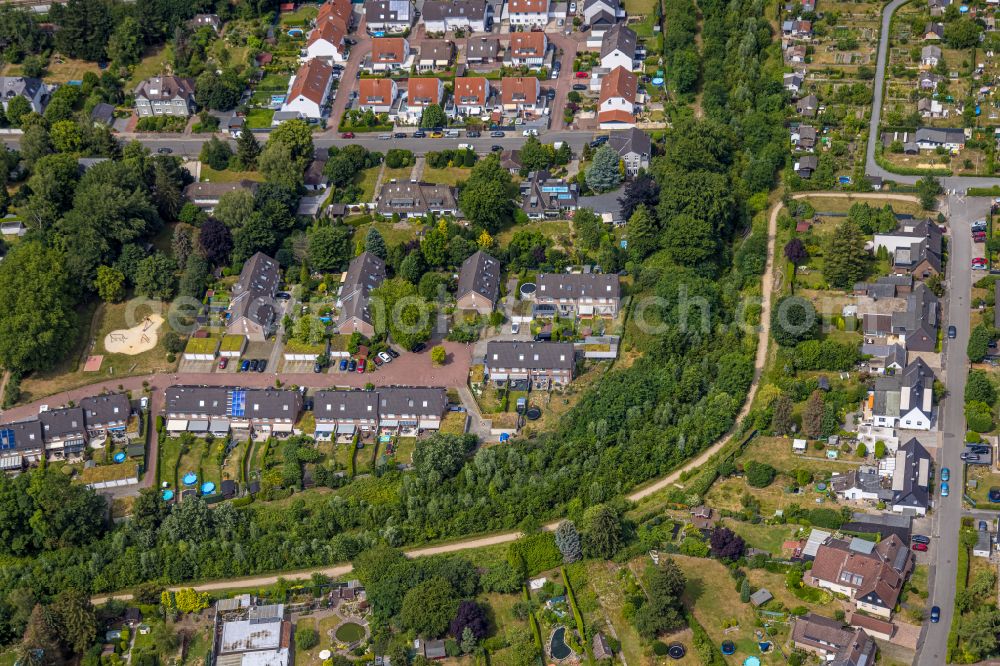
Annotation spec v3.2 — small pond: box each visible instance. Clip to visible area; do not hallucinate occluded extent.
[550,626,571,659]
[335,621,365,643]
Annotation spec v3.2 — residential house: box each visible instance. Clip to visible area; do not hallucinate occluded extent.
[508,31,548,68]
[227,252,281,342]
[485,341,576,385]
[792,124,817,151]
[792,614,878,666]
[784,71,804,94]
[919,72,943,90]
[375,181,459,218]
[304,159,329,190]
[183,180,260,213]
[370,37,411,71]
[600,24,637,72]
[499,149,523,174]
[358,78,400,113]
[921,45,941,67]
[881,130,919,153]
[366,0,413,33]
[862,313,892,337]
[535,272,620,317]
[608,127,650,176]
[456,250,501,314]
[80,394,132,439]
[520,170,578,219]
[403,78,445,122]
[423,0,491,32]
[222,114,245,138]
[917,97,946,118]
[0,76,50,114]
[501,76,541,114]
[314,390,380,438]
[856,275,915,299]
[133,76,196,117]
[929,0,952,15]
[336,252,387,338]
[975,530,992,558]
[689,505,717,530]
[90,103,115,127]
[314,388,447,438]
[453,77,490,116]
[597,66,637,129]
[785,44,807,64]
[805,534,913,618]
[782,19,812,38]
[0,420,45,471]
[164,387,302,436]
[867,357,936,430]
[795,155,818,178]
[583,0,623,38]
[507,0,550,27]
[377,387,449,432]
[915,127,965,151]
[891,438,931,515]
[214,601,290,666]
[861,343,907,374]
[874,219,943,279]
[466,37,500,63]
[924,22,944,40]
[281,58,334,120]
[39,407,88,459]
[418,41,455,70]
[830,466,893,503]
[188,13,222,32]
[305,12,348,62]
[592,634,612,661]
[796,93,819,117]
[317,0,354,29]
[890,284,940,352]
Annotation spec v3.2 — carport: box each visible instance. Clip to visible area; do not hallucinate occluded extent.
[166,419,188,433]
[209,419,230,435]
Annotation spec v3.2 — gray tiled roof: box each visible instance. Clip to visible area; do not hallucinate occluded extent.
[315,390,379,420]
[39,407,86,441]
[165,386,231,416]
[133,75,195,102]
[81,394,131,427]
[600,23,636,59]
[423,0,489,22]
[366,0,412,23]
[466,37,499,59]
[0,419,44,452]
[0,76,43,102]
[608,127,650,159]
[230,252,280,330]
[378,387,448,418]
[338,252,387,329]
[893,438,931,510]
[456,250,501,305]
[537,272,620,300]
[486,341,575,370]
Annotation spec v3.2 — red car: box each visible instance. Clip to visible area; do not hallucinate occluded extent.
[912,542,928,552]
[575,71,588,78]
[341,132,355,138]
[356,358,366,373]
[218,358,228,369]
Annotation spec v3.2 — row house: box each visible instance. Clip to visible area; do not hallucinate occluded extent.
[40,407,88,460]
[417,41,455,70]
[366,0,413,33]
[535,272,621,318]
[358,78,400,113]
[598,66,637,129]
[466,37,500,64]
[281,58,335,120]
[889,284,940,352]
[453,76,490,116]
[314,387,448,438]
[374,181,460,218]
[164,386,303,437]
[336,252,387,338]
[370,37,411,71]
[456,250,501,314]
[423,0,492,32]
[81,394,133,439]
[507,31,547,68]
[485,341,576,386]
[0,420,45,471]
[305,0,352,62]
[401,77,445,122]
[507,0,550,27]
[501,76,541,114]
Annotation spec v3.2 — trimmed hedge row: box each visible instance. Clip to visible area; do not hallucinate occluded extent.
[562,566,593,663]
[948,544,970,662]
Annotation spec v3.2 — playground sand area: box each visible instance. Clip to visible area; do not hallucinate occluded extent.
[103,314,165,355]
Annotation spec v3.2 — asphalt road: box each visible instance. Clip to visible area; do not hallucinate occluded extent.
[915,194,980,665]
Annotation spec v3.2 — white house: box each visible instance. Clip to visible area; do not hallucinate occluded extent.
[306,18,348,62]
[867,358,935,431]
[358,78,399,113]
[281,59,334,120]
[507,0,550,26]
[600,24,637,71]
[597,66,636,129]
[422,0,491,32]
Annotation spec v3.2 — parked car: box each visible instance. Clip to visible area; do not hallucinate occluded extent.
[430,131,443,138]
[911,542,928,552]
[512,323,520,334]
[973,257,988,269]
[491,144,503,151]
[257,359,266,372]
[941,467,950,482]
[981,521,989,531]
[249,359,259,372]
[373,355,384,366]
[275,291,291,300]
[930,606,940,623]
[339,359,348,371]
[546,89,556,100]
[580,23,590,31]
[414,130,426,138]
[971,445,992,454]
[314,362,323,373]
[948,325,957,339]
[379,133,391,140]
[378,351,392,364]
[941,482,950,496]
[522,128,538,137]
[569,1,576,11]
[344,38,356,46]
[491,131,505,137]
[357,358,366,372]
[911,535,931,544]
[572,84,588,91]
[575,71,588,78]
[332,64,345,71]
[387,348,400,358]
[467,130,481,137]
[241,360,250,372]
[218,358,228,369]
[348,359,357,372]
[394,132,407,138]
[412,342,426,353]
[157,147,173,154]
[962,452,981,462]
[341,132,355,138]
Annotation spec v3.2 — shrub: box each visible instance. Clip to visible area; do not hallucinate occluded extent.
[745,461,777,488]
[507,532,562,577]
[295,627,319,650]
[652,642,670,656]
[965,400,994,433]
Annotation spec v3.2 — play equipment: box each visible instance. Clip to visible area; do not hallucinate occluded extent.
[743,658,761,666]
[667,643,686,660]
[201,481,216,495]
[113,452,126,463]
[104,313,164,355]
[721,641,736,655]
[183,472,198,486]
[162,489,174,500]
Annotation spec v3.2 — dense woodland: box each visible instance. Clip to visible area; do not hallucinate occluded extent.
[0,0,787,653]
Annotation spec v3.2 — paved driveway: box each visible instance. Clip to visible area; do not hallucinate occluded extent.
[327,17,372,133]
[546,30,583,130]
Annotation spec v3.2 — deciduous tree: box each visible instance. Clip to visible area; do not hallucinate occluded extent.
[458,154,514,233]
[802,390,824,438]
[400,577,458,638]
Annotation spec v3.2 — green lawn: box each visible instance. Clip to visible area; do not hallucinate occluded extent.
[497,219,572,248]
[201,166,265,183]
[351,221,418,247]
[280,5,319,26]
[259,72,292,91]
[129,44,174,88]
[159,437,183,489]
[355,166,381,203]
[421,166,473,186]
[245,108,275,129]
[721,519,799,555]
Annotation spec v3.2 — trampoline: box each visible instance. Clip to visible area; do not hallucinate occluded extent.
[721,641,736,655]
[162,489,174,501]
[183,472,198,486]
[113,452,126,463]
[744,657,761,666]
[526,407,541,420]
[201,481,216,495]
[815,482,827,492]
[667,643,686,660]
[550,627,571,659]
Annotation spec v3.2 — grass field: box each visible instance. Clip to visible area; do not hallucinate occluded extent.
[159,437,183,490]
[588,561,648,665]
[353,166,381,203]
[721,519,801,555]
[245,108,276,129]
[201,165,266,183]
[19,298,176,404]
[351,220,418,247]
[280,5,319,26]
[1,56,101,83]
[795,195,926,217]
[421,166,473,186]
[497,219,572,249]
[223,440,249,483]
[129,44,174,88]
[382,165,414,183]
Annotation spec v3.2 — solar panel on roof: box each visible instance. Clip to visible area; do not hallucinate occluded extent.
[0,428,14,450]
[230,390,246,418]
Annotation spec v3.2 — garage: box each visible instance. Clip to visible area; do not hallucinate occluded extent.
[188,420,209,433]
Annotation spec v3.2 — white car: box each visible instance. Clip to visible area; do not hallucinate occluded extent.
[522,128,538,137]
[378,351,393,364]
[569,1,576,11]
[512,323,520,334]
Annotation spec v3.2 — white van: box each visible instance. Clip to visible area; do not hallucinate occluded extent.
[445,129,461,138]
[378,133,391,140]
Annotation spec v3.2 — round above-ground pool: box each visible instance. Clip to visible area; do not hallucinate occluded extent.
[182,472,198,486]
[816,482,827,492]
[526,407,541,420]
[519,282,537,299]
[550,627,571,659]
[162,489,174,501]
[744,657,761,666]
[652,77,664,85]
[335,621,365,643]
[201,481,216,495]
[721,641,736,655]
[113,452,126,463]
[668,643,686,660]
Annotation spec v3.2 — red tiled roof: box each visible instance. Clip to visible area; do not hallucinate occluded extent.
[359,78,396,104]
[501,77,539,105]
[288,59,334,104]
[510,32,547,56]
[317,0,353,24]
[599,66,636,104]
[597,109,634,125]
[308,18,346,50]
[372,37,408,63]
[407,78,442,107]
[454,77,488,106]
[509,0,548,13]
